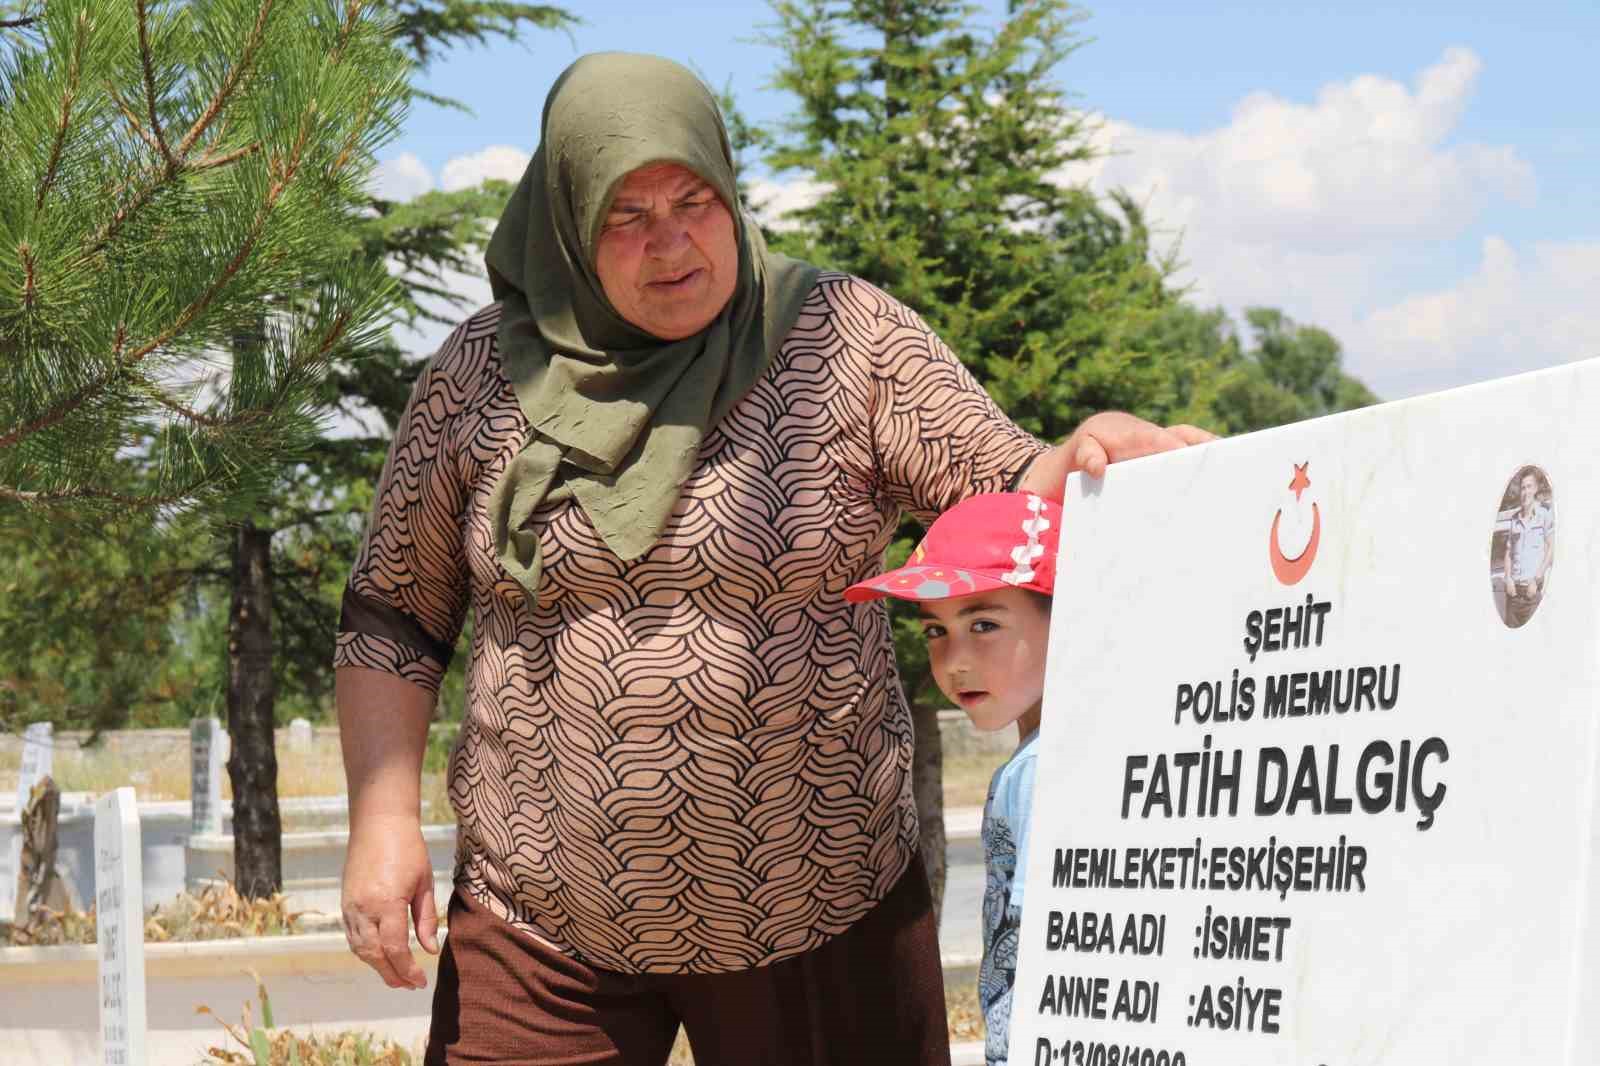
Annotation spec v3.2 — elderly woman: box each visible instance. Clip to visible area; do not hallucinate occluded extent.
[335,52,1204,1065]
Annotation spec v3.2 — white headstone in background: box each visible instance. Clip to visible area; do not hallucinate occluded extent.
[15,721,53,810]
[189,718,226,837]
[287,717,314,753]
[95,787,147,1066]
[1011,360,1600,1065]
[8,721,54,901]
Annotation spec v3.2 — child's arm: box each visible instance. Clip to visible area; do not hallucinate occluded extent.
[1006,752,1039,916]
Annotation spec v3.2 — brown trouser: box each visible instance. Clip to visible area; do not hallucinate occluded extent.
[424,861,951,1066]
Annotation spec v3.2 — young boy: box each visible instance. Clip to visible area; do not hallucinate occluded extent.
[845,492,1062,1066]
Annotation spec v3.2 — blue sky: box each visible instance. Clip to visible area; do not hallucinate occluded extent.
[375,1,1600,400]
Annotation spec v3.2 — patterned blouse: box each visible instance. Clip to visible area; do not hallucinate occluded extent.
[335,273,1047,974]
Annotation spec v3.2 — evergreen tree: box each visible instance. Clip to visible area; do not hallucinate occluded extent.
[1159,304,1377,436]
[764,0,1185,913]
[1,0,571,896]
[197,2,571,896]
[0,0,410,519]
[762,0,1376,913]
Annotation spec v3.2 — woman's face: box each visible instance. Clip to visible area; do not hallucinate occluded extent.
[594,163,739,340]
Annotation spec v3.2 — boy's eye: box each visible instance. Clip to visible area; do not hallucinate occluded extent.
[971,619,999,634]
[921,623,946,639]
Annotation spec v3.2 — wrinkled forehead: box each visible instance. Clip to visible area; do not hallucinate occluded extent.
[542,52,737,252]
[607,163,713,207]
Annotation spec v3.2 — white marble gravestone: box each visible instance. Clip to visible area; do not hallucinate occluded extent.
[95,787,147,1066]
[1010,359,1600,1066]
[189,717,226,837]
[8,721,54,905]
[14,721,53,811]
[287,716,314,753]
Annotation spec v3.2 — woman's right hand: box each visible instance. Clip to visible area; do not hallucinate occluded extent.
[341,811,440,989]
[335,665,440,989]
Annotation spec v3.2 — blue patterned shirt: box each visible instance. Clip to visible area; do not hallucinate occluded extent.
[979,730,1039,1066]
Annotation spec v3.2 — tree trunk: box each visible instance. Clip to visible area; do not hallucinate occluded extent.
[911,691,947,924]
[227,521,282,898]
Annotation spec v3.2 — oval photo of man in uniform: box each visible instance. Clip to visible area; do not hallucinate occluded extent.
[1490,465,1555,628]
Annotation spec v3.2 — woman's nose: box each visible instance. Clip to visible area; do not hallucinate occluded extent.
[643,212,690,255]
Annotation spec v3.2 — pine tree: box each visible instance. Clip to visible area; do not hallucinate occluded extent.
[0,0,410,520]
[764,0,1186,915]
[206,1,573,896]
[1,0,572,896]
[762,0,1378,914]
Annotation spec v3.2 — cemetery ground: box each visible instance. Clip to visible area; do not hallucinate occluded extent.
[0,716,1009,1063]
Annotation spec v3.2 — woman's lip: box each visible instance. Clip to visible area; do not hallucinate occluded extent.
[649,268,702,287]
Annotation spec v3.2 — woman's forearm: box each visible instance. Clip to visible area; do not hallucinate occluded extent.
[336,666,435,823]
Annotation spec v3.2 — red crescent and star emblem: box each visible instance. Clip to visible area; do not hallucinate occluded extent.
[1269,461,1320,585]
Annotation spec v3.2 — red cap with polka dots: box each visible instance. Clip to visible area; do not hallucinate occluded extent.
[844,492,1062,603]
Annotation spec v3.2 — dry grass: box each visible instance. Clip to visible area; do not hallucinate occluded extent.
[942,746,1009,809]
[145,879,309,941]
[10,725,979,820]
[191,974,976,1066]
[4,879,308,946]
[50,744,194,801]
[202,978,416,1065]
[0,904,97,946]
[4,732,451,818]
[944,971,984,1045]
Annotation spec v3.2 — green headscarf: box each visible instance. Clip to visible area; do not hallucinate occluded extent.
[483,53,820,601]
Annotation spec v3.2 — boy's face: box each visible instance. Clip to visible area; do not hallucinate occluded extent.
[918,587,1051,735]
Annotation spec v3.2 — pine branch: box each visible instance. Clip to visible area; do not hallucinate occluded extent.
[8,160,290,451]
[0,15,37,29]
[19,243,37,310]
[34,9,88,210]
[134,0,176,168]
[0,477,210,507]
[88,170,162,254]
[176,0,276,158]
[107,86,163,152]
[93,0,277,255]
[192,141,262,172]
[130,382,263,433]
[276,506,338,530]
[0,325,126,450]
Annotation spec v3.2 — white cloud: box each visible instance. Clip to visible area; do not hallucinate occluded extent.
[369,144,532,203]
[1082,47,1533,271]
[363,149,514,358]
[440,145,531,192]
[1354,236,1600,395]
[1062,47,1567,397]
[371,152,435,201]
[746,176,828,231]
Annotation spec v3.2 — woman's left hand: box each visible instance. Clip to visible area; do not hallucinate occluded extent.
[1021,412,1215,498]
[1065,411,1213,478]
